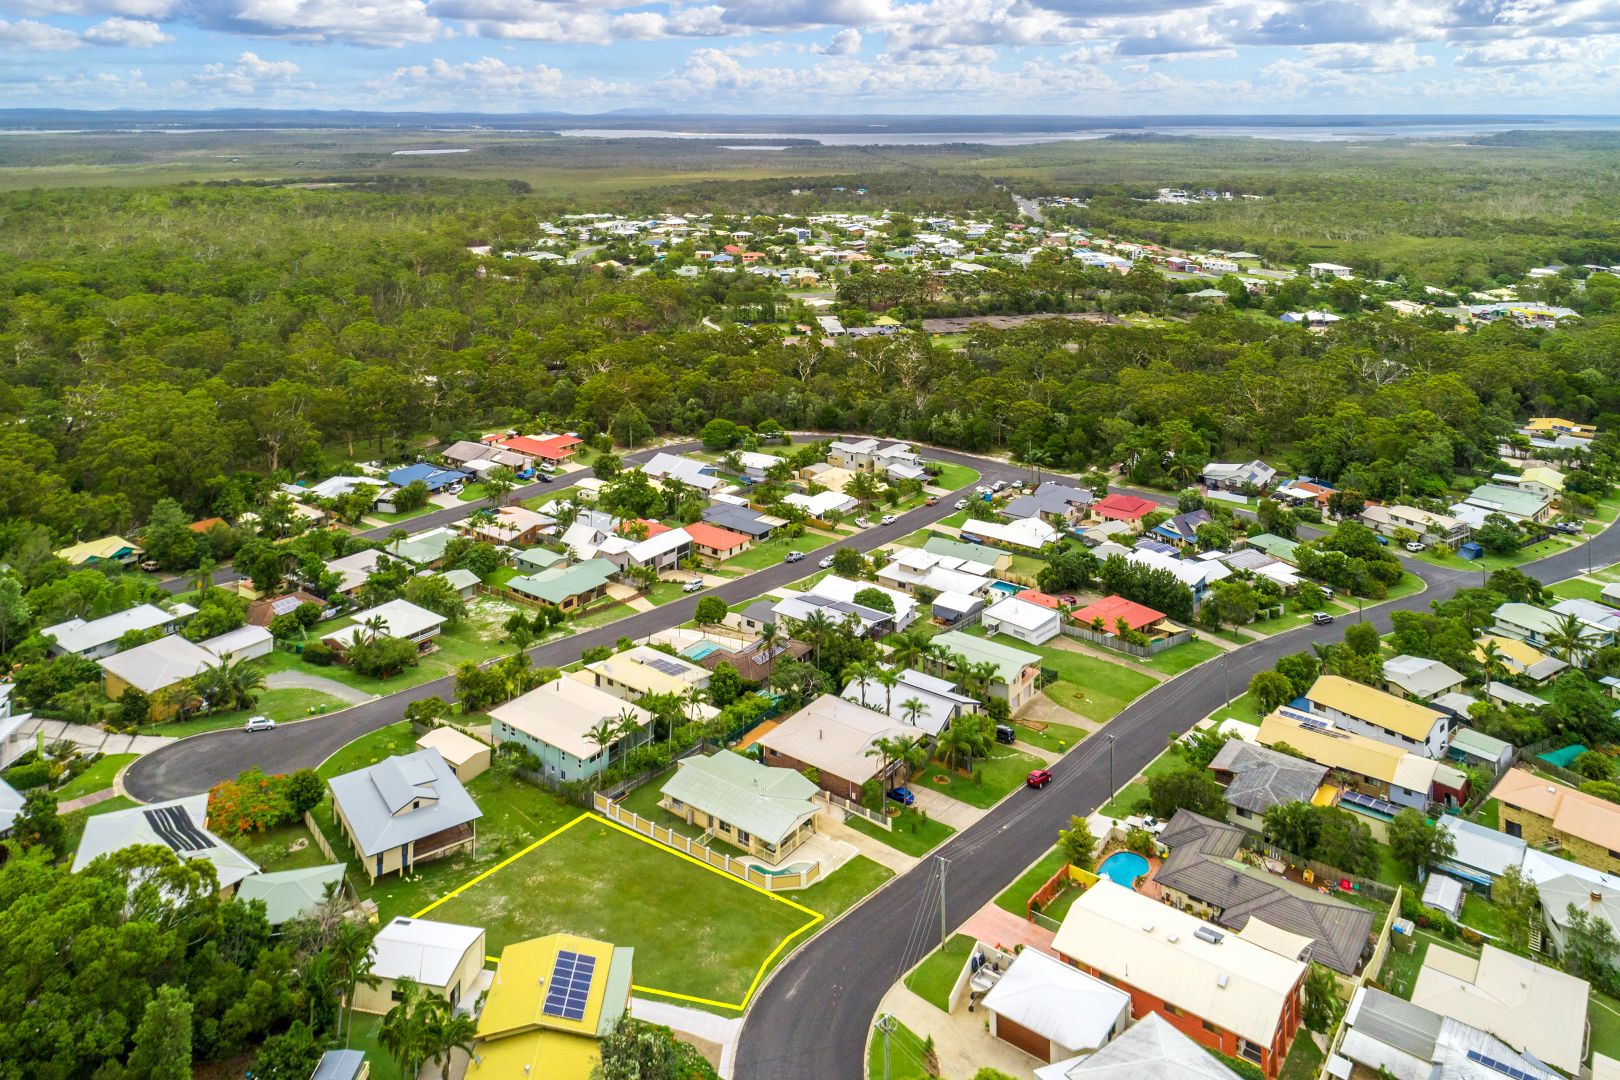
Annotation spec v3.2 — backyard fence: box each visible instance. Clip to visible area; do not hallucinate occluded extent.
[1241,837,1399,904]
[302,811,341,863]
[592,792,822,892]
[1356,884,1404,999]
[815,789,892,830]
[1062,623,1194,657]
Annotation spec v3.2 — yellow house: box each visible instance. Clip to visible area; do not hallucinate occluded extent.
[1524,417,1597,437]
[414,727,491,783]
[1492,767,1620,874]
[55,535,143,567]
[351,916,486,1015]
[467,934,634,1079]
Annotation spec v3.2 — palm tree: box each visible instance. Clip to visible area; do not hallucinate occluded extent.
[379,977,433,1079]
[900,696,928,729]
[887,628,929,671]
[421,1000,478,1080]
[326,918,379,1047]
[360,613,389,646]
[585,717,617,767]
[934,722,973,772]
[483,465,517,507]
[1546,612,1594,665]
[682,684,708,726]
[219,655,267,710]
[842,660,875,704]
[190,557,218,598]
[795,610,834,668]
[895,733,930,781]
[1477,638,1509,686]
[864,736,900,788]
[874,667,900,714]
[614,708,645,757]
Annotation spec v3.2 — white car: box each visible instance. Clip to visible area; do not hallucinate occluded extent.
[881,514,897,525]
[855,517,871,528]
[1404,541,1425,552]
[992,480,1007,491]
[819,555,835,569]
[1011,480,1024,489]
[683,579,705,593]
[244,715,276,733]
[953,498,968,510]
[975,486,991,495]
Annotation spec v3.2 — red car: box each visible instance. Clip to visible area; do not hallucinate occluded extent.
[1026,768,1053,789]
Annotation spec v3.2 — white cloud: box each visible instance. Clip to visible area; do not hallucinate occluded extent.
[377,54,627,101]
[3,0,178,15]
[189,0,442,46]
[0,17,81,48]
[814,26,860,54]
[174,50,307,94]
[82,16,172,45]
[1300,42,1434,73]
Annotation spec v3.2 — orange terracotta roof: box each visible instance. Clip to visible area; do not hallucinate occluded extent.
[1070,594,1165,631]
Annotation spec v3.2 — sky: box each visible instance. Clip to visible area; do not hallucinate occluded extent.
[1,0,1618,115]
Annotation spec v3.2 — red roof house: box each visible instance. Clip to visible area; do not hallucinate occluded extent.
[1015,590,1063,610]
[1093,493,1157,522]
[683,521,752,559]
[499,433,581,463]
[1070,595,1166,633]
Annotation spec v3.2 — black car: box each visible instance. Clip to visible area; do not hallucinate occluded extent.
[995,724,1016,745]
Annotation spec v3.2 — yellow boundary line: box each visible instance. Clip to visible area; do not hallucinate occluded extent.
[411,811,823,1012]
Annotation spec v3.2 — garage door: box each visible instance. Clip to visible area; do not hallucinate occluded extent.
[995,1015,1051,1061]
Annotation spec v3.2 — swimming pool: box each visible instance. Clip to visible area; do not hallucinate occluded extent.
[988,581,1020,597]
[1097,851,1150,888]
[681,640,722,661]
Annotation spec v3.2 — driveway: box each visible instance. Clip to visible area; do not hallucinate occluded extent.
[908,786,987,832]
[264,670,377,706]
[21,717,172,757]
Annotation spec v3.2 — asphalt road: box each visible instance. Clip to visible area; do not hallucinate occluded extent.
[732,525,1620,1079]
[124,443,1033,800]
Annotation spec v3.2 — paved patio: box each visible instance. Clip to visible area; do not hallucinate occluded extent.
[817,812,919,875]
[959,901,1059,957]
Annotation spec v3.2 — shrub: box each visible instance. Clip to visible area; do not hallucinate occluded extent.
[3,762,51,790]
[300,640,335,666]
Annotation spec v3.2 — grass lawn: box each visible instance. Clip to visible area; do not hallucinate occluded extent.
[966,627,1158,724]
[1206,689,1266,728]
[937,510,969,528]
[366,504,439,525]
[903,933,973,1011]
[1101,746,1184,817]
[56,753,136,800]
[1374,845,1410,889]
[1416,538,1574,573]
[642,580,690,607]
[483,566,520,588]
[1460,893,1511,939]
[1210,627,1255,645]
[725,532,840,571]
[570,600,638,630]
[844,805,956,856]
[146,687,350,737]
[893,528,933,548]
[1013,717,1087,753]
[911,744,1044,809]
[422,816,814,1005]
[614,772,748,858]
[1474,798,1500,829]
[1549,577,1607,602]
[1591,996,1620,1060]
[994,846,1067,916]
[1140,637,1223,676]
[1280,1029,1326,1080]
[866,1017,935,1080]
[1006,553,1047,580]
[347,1016,404,1080]
[1378,932,1444,999]
[930,463,980,490]
[1382,571,1429,602]
[226,821,336,874]
[1248,597,1354,636]
[456,482,488,502]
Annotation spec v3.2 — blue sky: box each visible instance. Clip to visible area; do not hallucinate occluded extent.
[1,0,1617,113]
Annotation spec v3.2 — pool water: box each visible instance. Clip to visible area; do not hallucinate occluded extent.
[681,640,722,661]
[988,581,1020,597]
[1097,851,1150,888]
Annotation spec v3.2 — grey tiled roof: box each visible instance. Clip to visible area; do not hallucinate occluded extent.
[1209,740,1329,815]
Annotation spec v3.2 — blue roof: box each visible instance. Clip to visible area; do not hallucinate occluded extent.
[387,463,468,490]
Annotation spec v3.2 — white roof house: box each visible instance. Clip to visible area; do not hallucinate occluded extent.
[43,603,190,658]
[783,490,859,518]
[757,693,915,788]
[489,677,654,761]
[841,667,977,736]
[323,599,447,649]
[807,575,919,631]
[324,547,388,593]
[959,516,1059,549]
[1035,1012,1245,1080]
[1337,986,1556,1080]
[98,635,222,695]
[641,452,724,492]
[1051,880,1306,1049]
[198,624,273,662]
[1410,943,1589,1075]
[982,948,1130,1062]
[368,916,486,987]
[71,793,260,891]
[981,595,1063,645]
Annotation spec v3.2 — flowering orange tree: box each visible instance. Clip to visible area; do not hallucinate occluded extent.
[206,767,293,836]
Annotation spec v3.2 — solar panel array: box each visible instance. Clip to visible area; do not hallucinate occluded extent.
[644,657,688,677]
[1340,790,1403,817]
[1466,1049,1545,1080]
[144,806,212,853]
[271,595,302,616]
[542,950,596,1022]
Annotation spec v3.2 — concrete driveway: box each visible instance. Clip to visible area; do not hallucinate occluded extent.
[908,786,987,831]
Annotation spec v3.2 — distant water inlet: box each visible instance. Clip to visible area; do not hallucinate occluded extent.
[391,148,472,156]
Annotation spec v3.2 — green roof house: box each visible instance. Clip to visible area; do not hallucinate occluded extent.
[236,864,348,925]
[514,547,567,575]
[932,630,1043,713]
[1245,533,1301,564]
[507,558,617,611]
[658,750,820,863]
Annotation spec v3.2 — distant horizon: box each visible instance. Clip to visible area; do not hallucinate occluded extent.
[3,109,1619,121]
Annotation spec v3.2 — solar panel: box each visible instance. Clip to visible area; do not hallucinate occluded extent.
[271,596,302,616]
[1466,1049,1544,1080]
[644,657,688,677]
[144,806,212,853]
[542,950,596,1022]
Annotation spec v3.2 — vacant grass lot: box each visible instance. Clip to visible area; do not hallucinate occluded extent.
[1140,637,1223,676]
[994,846,1067,916]
[147,687,350,737]
[903,933,974,1010]
[845,805,956,856]
[912,744,1044,808]
[1014,717,1087,753]
[423,816,815,1005]
[725,532,841,571]
[55,753,136,800]
[930,463,981,491]
[964,626,1157,723]
[1548,577,1607,602]
[1416,538,1574,572]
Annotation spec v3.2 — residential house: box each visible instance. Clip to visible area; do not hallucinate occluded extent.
[1245,533,1301,564]
[1434,817,1527,892]
[1069,595,1169,641]
[1120,547,1231,605]
[324,548,389,596]
[923,535,1009,574]
[435,568,480,600]
[1380,655,1468,703]
[385,463,469,494]
[826,437,880,470]
[328,749,481,882]
[513,547,567,575]
[1037,1012,1246,1080]
[1537,870,1620,958]
[322,599,447,655]
[235,864,349,926]
[1361,505,1469,547]
[466,933,632,1079]
[98,630,272,720]
[691,633,810,684]
[577,645,710,703]
[1092,493,1158,526]
[1524,417,1597,439]
[440,439,530,472]
[1491,768,1620,873]
[1004,483,1094,527]
[1257,708,1468,810]
[1473,634,1568,682]
[1445,727,1514,773]
[1459,484,1552,524]
[876,548,994,597]
[507,559,617,611]
[246,590,327,627]
[756,693,916,801]
[202,624,274,662]
[596,526,692,574]
[1051,880,1307,1077]
[1202,461,1277,493]
[683,521,752,561]
[55,535,143,567]
[71,793,259,893]
[1152,509,1211,547]
[351,916,486,1014]
[1208,740,1328,829]
[415,726,490,783]
[1303,675,1454,757]
[1410,944,1589,1075]
[384,527,460,568]
[733,450,783,481]
[980,948,1130,1065]
[464,506,554,547]
[0,777,22,834]
[489,678,653,783]
[982,595,1063,645]
[1153,811,1374,976]
[641,452,725,494]
[1272,481,1335,511]
[783,489,858,519]
[497,432,581,464]
[1308,262,1354,279]
[658,750,820,863]
[43,602,193,660]
[805,575,919,631]
[931,630,1042,714]
[960,515,1061,550]
[701,503,779,540]
[1491,602,1612,658]
[1513,466,1566,499]
[1335,986,1557,1080]
[771,592,895,639]
[842,667,977,736]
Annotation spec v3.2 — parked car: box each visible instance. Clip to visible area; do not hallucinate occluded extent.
[1011,480,1024,489]
[682,579,704,593]
[784,550,805,563]
[925,495,940,506]
[819,555,835,569]
[1404,541,1425,552]
[995,724,1016,745]
[1058,594,1080,606]
[1555,521,1585,534]
[992,480,1008,491]
[855,517,871,528]
[1374,534,1389,545]
[244,716,276,733]
[953,498,968,510]
[535,473,552,483]
[976,486,991,495]
[1026,768,1053,790]
[138,559,160,573]
[881,514,897,525]
[1310,612,1335,625]
[887,787,916,807]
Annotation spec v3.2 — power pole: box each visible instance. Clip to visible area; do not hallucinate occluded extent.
[938,858,950,951]
[876,1013,896,1080]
